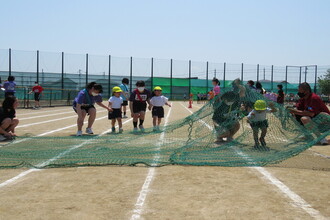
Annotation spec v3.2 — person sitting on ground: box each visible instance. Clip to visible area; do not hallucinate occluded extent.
[3,76,16,98]
[73,82,111,136]
[289,82,330,145]
[0,96,19,141]
[119,78,130,118]
[212,91,241,144]
[277,84,284,104]
[29,81,44,109]
[247,100,277,150]
[255,81,265,94]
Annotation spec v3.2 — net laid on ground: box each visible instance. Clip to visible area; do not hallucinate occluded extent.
[0,86,329,169]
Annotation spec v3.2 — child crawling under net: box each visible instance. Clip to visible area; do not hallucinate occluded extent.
[247,100,277,150]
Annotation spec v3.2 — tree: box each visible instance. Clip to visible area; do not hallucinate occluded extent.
[318,69,330,95]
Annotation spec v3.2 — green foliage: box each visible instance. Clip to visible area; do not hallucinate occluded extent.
[318,69,330,95]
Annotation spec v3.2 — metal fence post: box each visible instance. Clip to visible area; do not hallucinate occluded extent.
[241,63,244,81]
[223,62,226,91]
[188,60,191,95]
[271,65,274,91]
[130,56,133,92]
[61,52,64,90]
[257,64,259,82]
[108,55,111,97]
[36,50,39,83]
[170,59,173,100]
[299,66,302,84]
[314,65,317,93]
[151,57,154,91]
[85,53,89,85]
[304,66,307,82]
[9,48,11,76]
[206,61,209,94]
[285,66,288,94]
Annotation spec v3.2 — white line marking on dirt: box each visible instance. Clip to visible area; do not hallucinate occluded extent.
[130,103,173,220]
[180,103,327,220]
[0,118,133,189]
[20,110,75,120]
[17,108,69,116]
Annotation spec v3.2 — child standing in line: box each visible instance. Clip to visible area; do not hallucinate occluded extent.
[3,76,16,98]
[150,86,171,131]
[108,86,124,133]
[129,81,152,132]
[247,100,277,150]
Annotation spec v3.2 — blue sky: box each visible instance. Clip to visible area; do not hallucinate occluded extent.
[1,0,329,66]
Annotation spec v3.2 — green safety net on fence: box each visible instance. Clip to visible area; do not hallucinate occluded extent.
[0,85,329,169]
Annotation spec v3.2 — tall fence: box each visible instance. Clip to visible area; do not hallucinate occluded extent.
[0,49,329,104]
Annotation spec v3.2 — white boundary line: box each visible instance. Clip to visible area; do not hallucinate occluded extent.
[20,110,76,120]
[180,103,327,220]
[17,107,70,116]
[0,118,133,189]
[130,103,173,220]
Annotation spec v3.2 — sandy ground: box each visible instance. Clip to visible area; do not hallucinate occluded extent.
[0,101,329,220]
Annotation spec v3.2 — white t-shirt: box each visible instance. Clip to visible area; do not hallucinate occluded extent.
[247,108,272,122]
[150,95,168,107]
[108,96,123,109]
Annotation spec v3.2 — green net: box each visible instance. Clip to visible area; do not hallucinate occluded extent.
[0,85,329,169]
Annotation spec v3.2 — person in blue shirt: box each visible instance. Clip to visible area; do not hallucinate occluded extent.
[3,76,16,98]
[119,78,130,118]
[73,82,111,136]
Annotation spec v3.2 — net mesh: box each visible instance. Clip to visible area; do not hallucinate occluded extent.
[0,85,329,169]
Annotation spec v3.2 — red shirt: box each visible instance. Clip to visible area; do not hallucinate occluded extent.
[32,85,43,93]
[296,93,330,116]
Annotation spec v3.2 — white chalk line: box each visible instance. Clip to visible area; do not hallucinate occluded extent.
[180,103,327,220]
[17,107,70,116]
[20,110,76,121]
[130,103,173,220]
[0,118,133,189]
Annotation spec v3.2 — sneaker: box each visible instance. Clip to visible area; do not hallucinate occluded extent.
[226,137,234,142]
[76,131,83,136]
[123,115,128,119]
[139,125,145,132]
[0,135,7,141]
[86,128,94,134]
[319,138,328,145]
[111,127,116,133]
[133,127,138,132]
[259,137,267,146]
[119,128,123,133]
[153,126,157,132]
[214,138,226,144]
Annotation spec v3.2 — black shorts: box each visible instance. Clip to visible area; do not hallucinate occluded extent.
[133,102,147,113]
[34,93,41,101]
[122,100,128,106]
[73,104,95,115]
[108,108,122,119]
[152,106,164,118]
[5,92,15,98]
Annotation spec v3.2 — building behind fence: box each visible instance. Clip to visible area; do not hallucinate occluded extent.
[0,49,329,107]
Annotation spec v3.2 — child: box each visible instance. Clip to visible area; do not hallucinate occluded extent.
[247,100,277,149]
[150,86,171,131]
[212,78,220,96]
[29,81,44,109]
[277,84,284,104]
[129,81,152,132]
[0,96,19,141]
[119,78,130,118]
[3,76,16,98]
[108,86,124,133]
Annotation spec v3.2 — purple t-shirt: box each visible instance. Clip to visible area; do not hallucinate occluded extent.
[3,81,16,93]
[73,89,102,106]
[129,89,151,103]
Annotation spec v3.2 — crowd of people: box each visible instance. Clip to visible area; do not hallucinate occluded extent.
[0,76,328,147]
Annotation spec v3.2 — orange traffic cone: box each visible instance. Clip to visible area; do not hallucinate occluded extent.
[188,99,192,108]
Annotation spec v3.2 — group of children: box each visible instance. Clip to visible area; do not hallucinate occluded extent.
[108,79,171,133]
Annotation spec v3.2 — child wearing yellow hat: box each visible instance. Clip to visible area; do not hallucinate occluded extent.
[247,100,277,149]
[150,86,171,131]
[108,86,124,133]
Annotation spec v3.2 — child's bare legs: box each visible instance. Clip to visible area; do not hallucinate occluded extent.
[117,118,122,129]
[111,119,116,128]
[158,118,162,126]
[153,117,157,127]
[252,127,259,146]
[7,119,19,135]
[227,122,240,141]
[260,127,267,146]
[133,113,139,129]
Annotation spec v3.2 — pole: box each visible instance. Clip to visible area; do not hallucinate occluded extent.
[170,59,173,100]
[36,50,39,83]
[285,66,288,94]
[61,52,64,90]
[314,65,317,93]
[223,62,226,91]
[271,65,274,91]
[257,64,259,82]
[188,60,191,96]
[304,66,307,82]
[206,61,209,94]
[299,66,302,84]
[241,63,244,81]
[108,55,111,97]
[129,56,133,92]
[263,67,265,80]
[214,69,216,78]
[151,57,153,91]
[85,53,88,85]
[9,48,11,76]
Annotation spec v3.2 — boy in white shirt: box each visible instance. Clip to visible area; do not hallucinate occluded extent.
[108,87,124,133]
[150,86,171,131]
[247,100,277,150]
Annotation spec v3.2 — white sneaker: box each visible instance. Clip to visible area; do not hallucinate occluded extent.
[119,128,123,133]
[76,131,83,136]
[86,128,94,134]
[319,138,328,145]
[123,115,128,119]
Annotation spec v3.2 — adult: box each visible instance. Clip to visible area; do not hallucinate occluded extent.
[3,76,16,98]
[247,80,256,90]
[290,82,330,145]
[255,81,265,94]
[29,81,44,109]
[119,78,130,118]
[232,78,246,98]
[73,82,111,136]
[277,84,284,104]
[212,77,221,96]
[0,96,19,141]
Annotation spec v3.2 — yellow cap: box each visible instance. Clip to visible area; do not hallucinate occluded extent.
[154,86,162,91]
[112,86,123,93]
[254,100,267,111]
